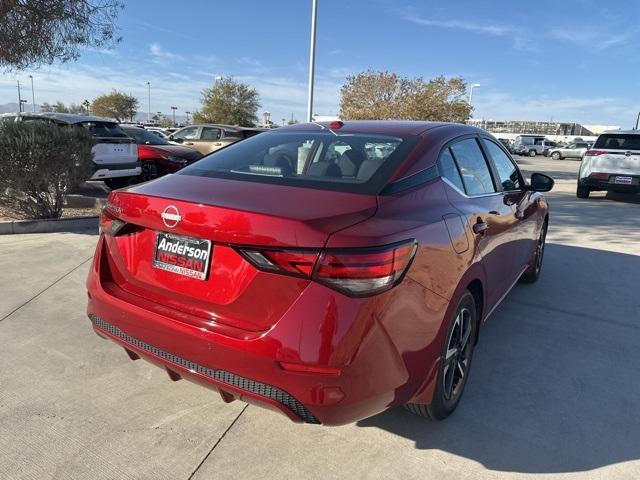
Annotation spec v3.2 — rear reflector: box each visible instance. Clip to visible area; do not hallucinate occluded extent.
[590,172,610,180]
[279,362,342,376]
[236,240,417,297]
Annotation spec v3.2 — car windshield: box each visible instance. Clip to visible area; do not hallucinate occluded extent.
[80,121,129,138]
[179,131,418,194]
[123,127,169,145]
[593,134,640,150]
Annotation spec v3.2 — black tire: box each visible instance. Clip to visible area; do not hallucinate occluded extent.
[576,182,590,199]
[104,177,130,190]
[140,161,161,182]
[528,149,537,157]
[405,291,477,420]
[520,220,547,283]
[551,152,562,160]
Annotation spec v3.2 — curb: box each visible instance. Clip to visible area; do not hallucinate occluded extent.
[64,195,107,209]
[0,216,99,235]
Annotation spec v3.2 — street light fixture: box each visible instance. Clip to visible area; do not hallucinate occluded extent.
[171,106,177,126]
[146,82,151,123]
[28,75,35,112]
[468,83,481,108]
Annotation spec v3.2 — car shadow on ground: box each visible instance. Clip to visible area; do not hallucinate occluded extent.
[357,243,640,475]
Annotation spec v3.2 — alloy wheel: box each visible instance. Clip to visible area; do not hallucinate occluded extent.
[443,308,473,401]
[141,162,160,182]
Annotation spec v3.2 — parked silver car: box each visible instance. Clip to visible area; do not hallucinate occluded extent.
[549,141,590,160]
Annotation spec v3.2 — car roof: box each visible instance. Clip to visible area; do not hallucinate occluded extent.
[1,112,116,124]
[601,130,640,135]
[183,123,265,131]
[276,120,474,136]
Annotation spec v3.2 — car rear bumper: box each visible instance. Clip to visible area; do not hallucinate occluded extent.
[90,162,142,180]
[580,174,640,192]
[86,237,442,425]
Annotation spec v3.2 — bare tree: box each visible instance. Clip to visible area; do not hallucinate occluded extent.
[0,0,122,71]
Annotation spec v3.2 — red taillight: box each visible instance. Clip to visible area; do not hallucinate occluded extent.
[590,172,609,180]
[238,240,417,297]
[584,150,607,156]
[237,249,319,278]
[313,241,417,296]
[99,209,126,236]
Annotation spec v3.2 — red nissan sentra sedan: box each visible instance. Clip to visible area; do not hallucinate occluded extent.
[87,121,553,425]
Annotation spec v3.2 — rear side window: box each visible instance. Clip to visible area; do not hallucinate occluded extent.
[179,131,418,195]
[438,149,465,192]
[449,138,496,195]
[484,140,522,191]
[81,122,128,138]
[201,127,221,140]
[593,134,640,150]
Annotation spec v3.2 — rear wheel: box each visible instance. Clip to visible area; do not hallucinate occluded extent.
[521,220,547,283]
[140,161,161,182]
[405,291,477,420]
[551,152,562,160]
[528,149,537,157]
[576,182,590,199]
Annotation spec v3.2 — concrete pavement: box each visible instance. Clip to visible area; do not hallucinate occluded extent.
[1,157,639,479]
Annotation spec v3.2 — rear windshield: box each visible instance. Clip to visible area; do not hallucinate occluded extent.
[594,134,640,150]
[179,131,418,194]
[122,127,169,145]
[80,122,129,138]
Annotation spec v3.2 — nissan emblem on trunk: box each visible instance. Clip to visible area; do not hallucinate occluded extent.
[161,205,181,228]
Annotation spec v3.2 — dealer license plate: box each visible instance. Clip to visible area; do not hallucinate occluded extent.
[153,232,211,280]
[613,176,633,185]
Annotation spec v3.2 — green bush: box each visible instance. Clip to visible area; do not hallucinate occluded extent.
[0,121,94,219]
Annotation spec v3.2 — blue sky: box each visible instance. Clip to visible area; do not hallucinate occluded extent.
[1,0,639,126]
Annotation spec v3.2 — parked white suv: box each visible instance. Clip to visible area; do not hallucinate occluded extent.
[577,130,640,198]
[2,113,140,189]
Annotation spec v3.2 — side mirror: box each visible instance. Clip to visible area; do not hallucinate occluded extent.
[168,134,175,141]
[530,173,554,192]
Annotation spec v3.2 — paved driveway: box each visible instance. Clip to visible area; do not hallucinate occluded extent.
[1,157,639,480]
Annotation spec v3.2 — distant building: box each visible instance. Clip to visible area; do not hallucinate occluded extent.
[468,119,620,136]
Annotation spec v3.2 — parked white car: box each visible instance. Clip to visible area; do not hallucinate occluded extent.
[1,113,140,189]
[577,131,640,198]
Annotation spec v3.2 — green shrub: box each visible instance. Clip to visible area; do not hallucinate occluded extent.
[0,121,94,219]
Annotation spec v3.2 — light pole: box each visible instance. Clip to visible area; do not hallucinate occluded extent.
[17,80,22,112]
[468,83,481,109]
[263,111,271,128]
[28,75,35,112]
[306,0,318,122]
[171,106,177,126]
[146,82,151,123]
[185,111,191,124]
[20,99,27,112]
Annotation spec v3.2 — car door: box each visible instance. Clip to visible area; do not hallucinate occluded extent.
[171,126,202,152]
[441,137,521,311]
[481,137,539,270]
[199,126,225,154]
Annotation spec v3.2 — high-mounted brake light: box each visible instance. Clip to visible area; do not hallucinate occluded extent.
[583,150,607,156]
[236,240,417,297]
[329,120,344,130]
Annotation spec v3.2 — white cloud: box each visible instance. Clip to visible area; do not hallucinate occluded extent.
[547,28,632,51]
[149,43,183,61]
[405,15,512,36]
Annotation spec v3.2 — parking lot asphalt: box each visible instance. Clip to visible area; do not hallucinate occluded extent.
[1,156,639,480]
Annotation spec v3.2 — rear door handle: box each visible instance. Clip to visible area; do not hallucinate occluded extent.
[473,221,488,235]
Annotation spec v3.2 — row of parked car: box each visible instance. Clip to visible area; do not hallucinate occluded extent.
[498,134,593,160]
[0,112,264,189]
